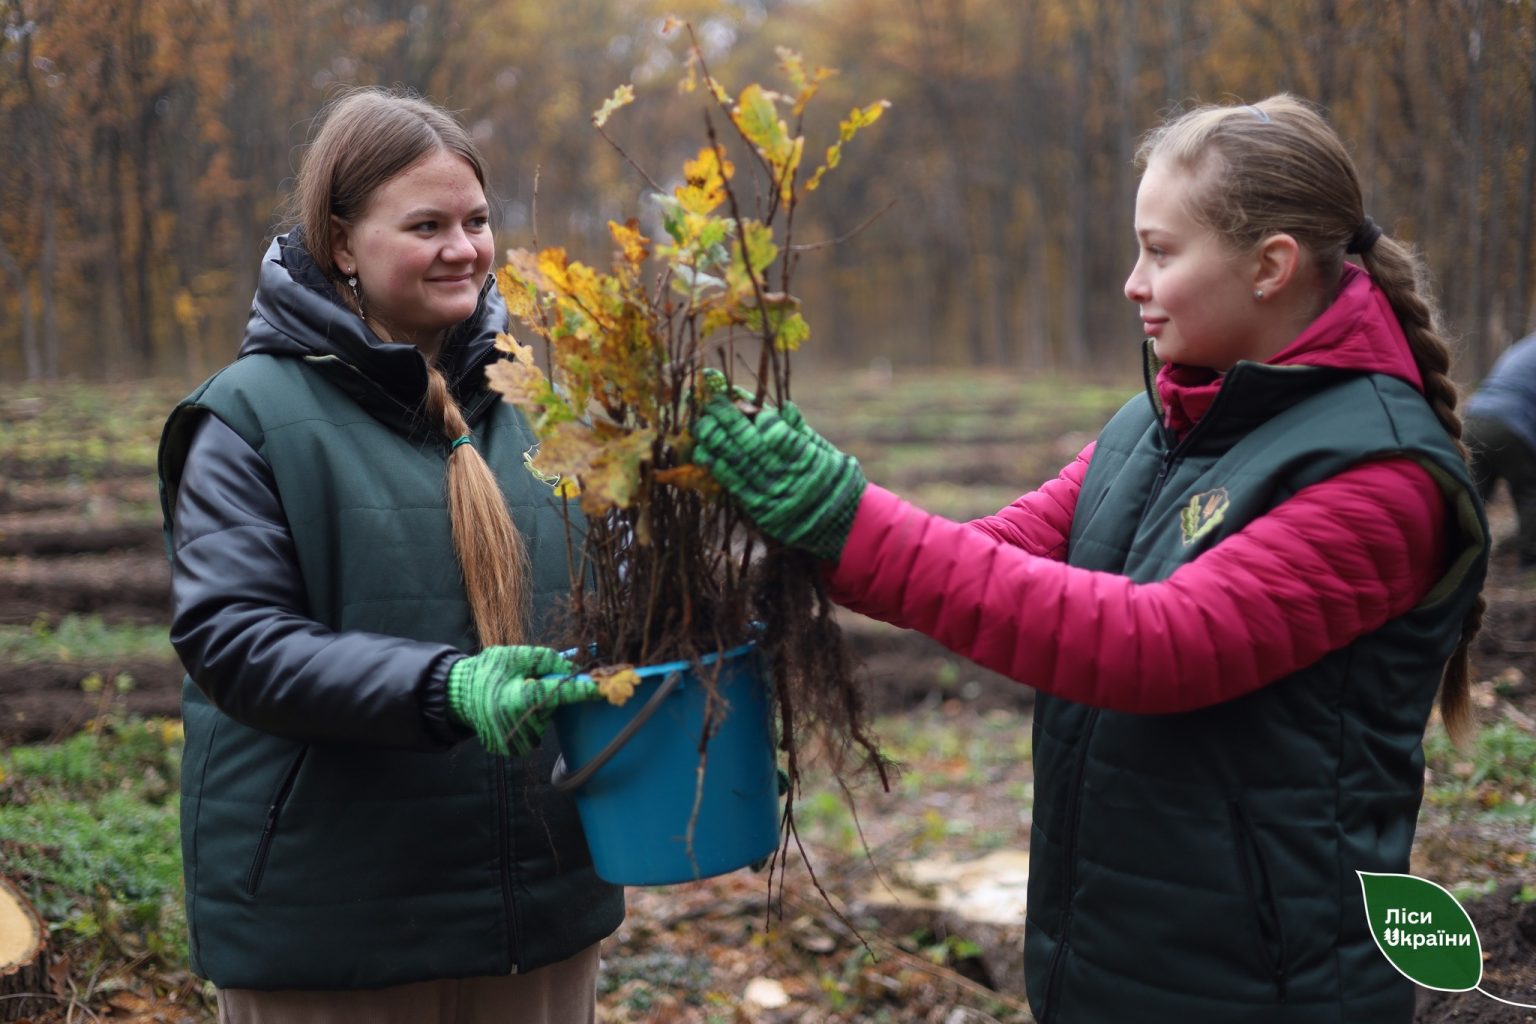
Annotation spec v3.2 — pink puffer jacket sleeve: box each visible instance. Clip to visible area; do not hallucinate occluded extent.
[826,457,1447,713]
[963,443,1093,560]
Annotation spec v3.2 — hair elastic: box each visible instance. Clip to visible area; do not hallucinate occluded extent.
[1347,217,1383,255]
[1245,104,1272,123]
[451,435,475,451]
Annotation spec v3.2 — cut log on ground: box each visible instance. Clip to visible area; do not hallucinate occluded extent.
[0,875,50,1022]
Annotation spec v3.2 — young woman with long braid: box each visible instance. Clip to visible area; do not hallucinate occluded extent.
[693,94,1489,1022]
[158,88,615,1023]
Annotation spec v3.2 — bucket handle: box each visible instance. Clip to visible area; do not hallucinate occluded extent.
[550,670,684,793]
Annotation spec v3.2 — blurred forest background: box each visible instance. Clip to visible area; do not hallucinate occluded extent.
[3,0,1536,384]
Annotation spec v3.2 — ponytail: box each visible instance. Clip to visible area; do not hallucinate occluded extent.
[425,365,530,648]
[1360,235,1485,747]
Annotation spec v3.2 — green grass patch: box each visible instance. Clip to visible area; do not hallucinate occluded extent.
[1424,719,1536,824]
[0,379,189,480]
[0,614,176,664]
[0,717,188,979]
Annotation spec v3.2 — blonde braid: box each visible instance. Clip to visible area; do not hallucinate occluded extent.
[425,364,530,647]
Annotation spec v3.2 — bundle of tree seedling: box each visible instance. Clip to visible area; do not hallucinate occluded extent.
[487,25,895,882]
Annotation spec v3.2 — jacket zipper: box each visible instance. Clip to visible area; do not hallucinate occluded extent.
[495,755,521,973]
[245,745,309,896]
[1041,362,1253,1016]
[1141,362,1247,512]
[1230,798,1289,1002]
[1038,707,1101,1022]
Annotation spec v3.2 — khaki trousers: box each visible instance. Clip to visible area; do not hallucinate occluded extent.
[215,943,601,1024]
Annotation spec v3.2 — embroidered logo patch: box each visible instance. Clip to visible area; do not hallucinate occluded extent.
[1180,487,1230,546]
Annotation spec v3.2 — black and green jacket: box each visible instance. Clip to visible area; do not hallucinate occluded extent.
[1018,351,1487,1023]
[824,268,1490,1021]
[157,232,622,990]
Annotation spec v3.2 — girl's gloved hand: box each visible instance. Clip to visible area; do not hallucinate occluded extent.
[446,646,599,756]
[692,394,866,561]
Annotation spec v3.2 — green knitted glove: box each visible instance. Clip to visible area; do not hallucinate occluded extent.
[446,646,600,756]
[698,366,759,405]
[692,394,867,560]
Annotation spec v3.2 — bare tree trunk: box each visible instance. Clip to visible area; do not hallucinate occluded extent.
[39,193,58,380]
[1116,0,1140,284]
[0,240,39,380]
[1063,17,1092,369]
[1163,0,1187,104]
[1513,7,1536,338]
[1463,0,1489,373]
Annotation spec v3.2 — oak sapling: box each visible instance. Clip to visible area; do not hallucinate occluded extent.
[486,27,895,887]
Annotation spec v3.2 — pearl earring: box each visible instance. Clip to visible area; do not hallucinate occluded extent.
[1253,289,1265,300]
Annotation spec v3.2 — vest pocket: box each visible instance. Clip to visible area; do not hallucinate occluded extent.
[1229,798,1288,1002]
[246,745,309,896]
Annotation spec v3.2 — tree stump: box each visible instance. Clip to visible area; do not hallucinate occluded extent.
[0,876,51,1022]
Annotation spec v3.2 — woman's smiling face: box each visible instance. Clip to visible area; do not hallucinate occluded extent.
[332,148,492,356]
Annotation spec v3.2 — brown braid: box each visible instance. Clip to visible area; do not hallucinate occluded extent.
[1142,94,1485,747]
[425,364,530,647]
[1360,235,1484,747]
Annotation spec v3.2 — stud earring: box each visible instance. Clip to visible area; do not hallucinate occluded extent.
[1253,288,1265,300]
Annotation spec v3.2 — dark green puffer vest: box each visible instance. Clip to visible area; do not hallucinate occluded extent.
[1024,358,1487,1023]
[160,354,623,990]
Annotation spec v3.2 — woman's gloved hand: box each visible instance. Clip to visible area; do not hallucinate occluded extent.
[446,645,599,756]
[692,393,866,561]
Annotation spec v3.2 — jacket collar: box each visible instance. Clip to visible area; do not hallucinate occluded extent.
[240,230,507,434]
[1151,264,1424,438]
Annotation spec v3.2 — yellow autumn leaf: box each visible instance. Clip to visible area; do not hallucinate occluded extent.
[653,464,718,493]
[777,47,837,117]
[494,331,536,365]
[533,420,600,476]
[805,99,890,193]
[780,135,804,203]
[733,84,793,164]
[592,83,635,127]
[777,46,808,94]
[495,264,545,331]
[578,429,654,514]
[675,146,734,216]
[591,665,640,706]
[729,219,778,288]
[537,247,573,294]
[504,248,546,288]
[485,358,548,411]
[698,304,739,338]
[609,218,650,267]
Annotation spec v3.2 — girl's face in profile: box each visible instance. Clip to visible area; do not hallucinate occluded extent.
[1124,157,1267,371]
[332,149,493,356]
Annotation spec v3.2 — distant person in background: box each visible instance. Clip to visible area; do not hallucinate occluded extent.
[694,94,1488,1022]
[157,87,616,1023]
[1464,334,1536,569]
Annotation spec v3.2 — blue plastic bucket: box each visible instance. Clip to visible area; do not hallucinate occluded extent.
[550,639,781,885]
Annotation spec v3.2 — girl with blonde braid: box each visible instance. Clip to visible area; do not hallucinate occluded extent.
[695,94,1488,1022]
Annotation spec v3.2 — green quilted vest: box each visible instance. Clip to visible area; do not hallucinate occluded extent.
[1024,359,1487,1023]
[159,353,623,990]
